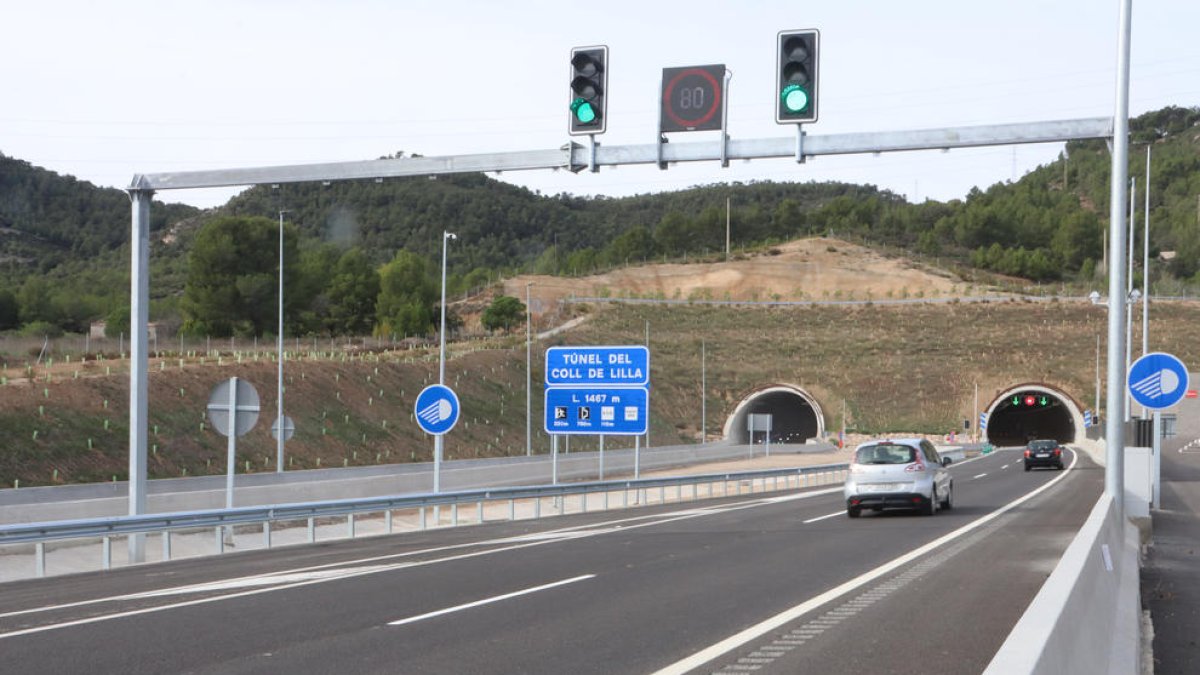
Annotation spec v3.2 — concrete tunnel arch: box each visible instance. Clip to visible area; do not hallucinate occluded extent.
[984,383,1085,447]
[723,385,826,444]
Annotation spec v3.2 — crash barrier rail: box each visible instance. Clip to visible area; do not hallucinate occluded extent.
[983,492,1141,675]
[0,462,850,580]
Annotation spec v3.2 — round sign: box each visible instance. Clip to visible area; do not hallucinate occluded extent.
[206,377,260,437]
[271,415,295,441]
[661,65,725,132]
[1128,352,1190,410]
[414,384,460,436]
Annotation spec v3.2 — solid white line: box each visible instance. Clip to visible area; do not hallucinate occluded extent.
[650,451,1079,675]
[973,473,988,479]
[388,575,594,627]
[802,511,844,524]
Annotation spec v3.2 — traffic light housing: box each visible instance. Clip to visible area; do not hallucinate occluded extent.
[569,45,608,135]
[776,29,819,124]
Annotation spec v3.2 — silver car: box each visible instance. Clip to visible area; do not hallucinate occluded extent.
[843,438,953,518]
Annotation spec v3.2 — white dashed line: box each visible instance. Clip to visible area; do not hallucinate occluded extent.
[973,473,988,479]
[802,511,845,524]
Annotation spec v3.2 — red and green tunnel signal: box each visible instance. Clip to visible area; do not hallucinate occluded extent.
[1011,394,1052,407]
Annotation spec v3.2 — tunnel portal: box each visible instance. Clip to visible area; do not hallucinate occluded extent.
[985,386,1082,447]
[725,386,825,445]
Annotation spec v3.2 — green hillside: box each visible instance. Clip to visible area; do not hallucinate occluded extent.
[0,106,1197,337]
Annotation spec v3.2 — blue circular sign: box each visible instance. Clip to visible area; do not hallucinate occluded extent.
[1128,352,1190,410]
[414,384,460,435]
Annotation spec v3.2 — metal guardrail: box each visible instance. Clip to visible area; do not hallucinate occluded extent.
[0,463,849,579]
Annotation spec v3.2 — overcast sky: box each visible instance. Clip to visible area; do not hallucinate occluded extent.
[3,0,1197,210]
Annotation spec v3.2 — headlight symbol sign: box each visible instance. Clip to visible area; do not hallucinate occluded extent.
[414,384,460,435]
[1128,352,1190,410]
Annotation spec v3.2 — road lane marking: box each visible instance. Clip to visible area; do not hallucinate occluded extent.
[0,487,846,631]
[388,575,594,627]
[974,473,988,479]
[1001,464,1009,470]
[802,511,844,524]
[651,451,1079,675]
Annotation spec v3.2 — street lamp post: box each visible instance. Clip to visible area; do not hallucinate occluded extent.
[276,210,286,473]
[526,281,533,457]
[435,231,456,493]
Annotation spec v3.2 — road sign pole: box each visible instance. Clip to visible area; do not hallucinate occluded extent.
[599,434,605,480]
[434,435,442,493]
[552,435,558,485]
[1153,411,1162,510]
[226,376,238,509]
[634,436,640,479]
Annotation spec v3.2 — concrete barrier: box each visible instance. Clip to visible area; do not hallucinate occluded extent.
[983,492,1141,674]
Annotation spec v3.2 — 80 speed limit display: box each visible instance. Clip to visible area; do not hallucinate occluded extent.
[660,64,726,133]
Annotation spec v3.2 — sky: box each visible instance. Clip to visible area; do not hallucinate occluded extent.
[2,0,1198,211]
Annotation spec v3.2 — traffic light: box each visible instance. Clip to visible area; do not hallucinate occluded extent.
[775,29,819,124]
[569,45,608,135]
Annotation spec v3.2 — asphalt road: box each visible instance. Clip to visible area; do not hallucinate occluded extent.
[0,447,1099,675]
[1140,392,1200,675]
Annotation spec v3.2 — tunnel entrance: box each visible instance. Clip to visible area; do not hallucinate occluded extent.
[724,385,825,444]
[985,385,1082,447]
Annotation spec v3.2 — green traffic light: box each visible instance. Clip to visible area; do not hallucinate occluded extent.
[571,98,597,124]
[781,84,810,113]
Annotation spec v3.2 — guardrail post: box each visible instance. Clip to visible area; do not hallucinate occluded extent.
[660,485,666,503]
[604,490,610,510]
[307,517,315,542]
[162,530,171,561]
[509,499,515,521]
[36,542,46,577]
[535,498,542,519]
[386,510,393,534]
[692,483,698,501]
[347,514,356,538]
[102,536,111,569]
[263,521,271,549]
[477,501,484,523]
[215,527,224,554]
[581,493,588,514]
[452,504,459,527]
[623,486,629,508]
[420,508,427,530]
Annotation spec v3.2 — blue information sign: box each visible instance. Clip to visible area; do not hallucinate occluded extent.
[545,346,649,387]
[1128,352,1190,410]
[414,384,460,435]
[545,387,648,435]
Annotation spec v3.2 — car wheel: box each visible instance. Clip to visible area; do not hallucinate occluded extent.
[1057,463,1065,470]
[923,488,938,516]
[1024,464,1031,472]
[941,483,953,510]
[847,507,861,518]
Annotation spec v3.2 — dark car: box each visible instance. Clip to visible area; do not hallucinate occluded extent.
[1024,439,1064,470]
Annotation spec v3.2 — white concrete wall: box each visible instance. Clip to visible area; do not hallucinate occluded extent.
[983,493,1141,675]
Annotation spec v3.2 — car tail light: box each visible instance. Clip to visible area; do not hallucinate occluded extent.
[904,461,926,473]
[1053,448,1062,456]
[1024,449,1031,458]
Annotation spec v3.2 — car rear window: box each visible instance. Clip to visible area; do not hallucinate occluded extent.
[855,444,917,465]
[1028,440,1057,451]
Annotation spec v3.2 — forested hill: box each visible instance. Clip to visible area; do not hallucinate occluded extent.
[220,170,891,272]
[0,105,1197,335]
[0,154,199,273]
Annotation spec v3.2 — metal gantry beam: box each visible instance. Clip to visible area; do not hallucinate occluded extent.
[125,116,1115,530]
[129,118,1112,192]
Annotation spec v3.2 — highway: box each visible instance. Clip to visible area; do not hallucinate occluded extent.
[0,447,1099,674]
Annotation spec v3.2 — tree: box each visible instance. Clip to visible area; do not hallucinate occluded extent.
[0,288,18,330]
[376,250,436,337]
[324,248,380,335]
[481,295,525,333]
[181,216,301,337]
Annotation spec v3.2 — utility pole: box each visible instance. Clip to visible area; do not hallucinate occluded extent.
[700,340,706,444]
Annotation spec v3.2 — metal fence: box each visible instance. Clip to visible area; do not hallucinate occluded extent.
[0,463,848,580]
